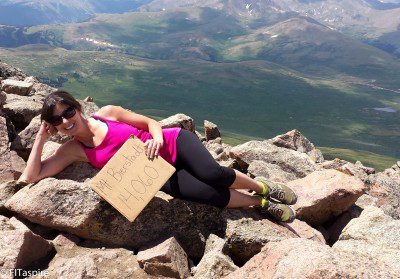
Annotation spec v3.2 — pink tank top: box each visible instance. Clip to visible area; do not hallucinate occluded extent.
[74,114,181,169]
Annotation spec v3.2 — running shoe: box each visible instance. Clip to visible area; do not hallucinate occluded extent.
[255,178,298,205]
[257,197,296,223]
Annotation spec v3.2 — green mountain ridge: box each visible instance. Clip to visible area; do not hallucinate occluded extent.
[2,7,400,88]
[1,46,399,162]
[0,0,151,26]
[0,0,399,168]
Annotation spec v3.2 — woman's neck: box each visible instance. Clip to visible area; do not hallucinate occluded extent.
[73,117,97,143]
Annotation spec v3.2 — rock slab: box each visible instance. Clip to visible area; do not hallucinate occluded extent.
[137,237,190,278]
[0,216,53,275]
[287,169,366,225]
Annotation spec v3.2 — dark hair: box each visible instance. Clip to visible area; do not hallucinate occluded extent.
[41,90,82,122]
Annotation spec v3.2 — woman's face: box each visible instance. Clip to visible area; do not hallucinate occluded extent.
[51,103,81,135]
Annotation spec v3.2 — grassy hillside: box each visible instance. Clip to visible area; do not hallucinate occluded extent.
[1,46,399,166]
[0,2,399,169]
[319,147,398,172]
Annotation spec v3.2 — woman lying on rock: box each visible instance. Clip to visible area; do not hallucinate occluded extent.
[19,90,298,222]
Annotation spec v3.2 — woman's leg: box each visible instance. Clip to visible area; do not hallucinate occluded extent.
[168,131,296,222]
[161,166,230,208]
[171,129,264,208]
[175,129,263,193]
[175,129,235,188]
[161,166,262,208]
[230,169,264,192]
[227,189,262,208]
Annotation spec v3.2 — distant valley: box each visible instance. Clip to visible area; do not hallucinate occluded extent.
[0,0,399,167]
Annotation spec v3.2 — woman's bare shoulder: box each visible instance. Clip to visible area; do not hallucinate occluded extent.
[95,105,119,121]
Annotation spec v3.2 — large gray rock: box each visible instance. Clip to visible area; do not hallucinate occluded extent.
[269,129,324,163]
[247,161,297,182]
[27,78,56,99]
[287,169,366,225]
[204,120,220,141]
[4,178,225,259]
[0,180,27,214]
[193,234,238,279]
[0,215,54,277]
[225,237,396,279]
[3,93,42,130]
[1,79,33,96]
[78,99,100,118]
[333,206,400,275]
[137,237,190,278]
[367,162,400,219]
[0,150,25,182]
[0,109,17,142]
[320,158,375,182]
[203,138,232,163]
[83,96,93,102]
[0,62,27,80]
[44,236,149,279]
[159,113,195,132]
[52,233,81,250]
[229,140,317,178]
[223,208,325,265]
[0,114,26,182]
[324,194,377,245]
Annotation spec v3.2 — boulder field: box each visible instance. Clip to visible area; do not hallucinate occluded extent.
[1,62,399,278]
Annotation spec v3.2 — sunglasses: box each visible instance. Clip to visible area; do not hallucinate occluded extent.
[48,106,76,126]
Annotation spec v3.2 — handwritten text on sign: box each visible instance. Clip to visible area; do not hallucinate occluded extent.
[89,136,176,222]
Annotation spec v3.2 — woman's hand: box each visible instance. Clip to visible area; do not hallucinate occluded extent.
[38,121,58,139]
[144,138,164,159]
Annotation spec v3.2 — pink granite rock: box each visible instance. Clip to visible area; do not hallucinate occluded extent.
[224,237,396,279]
[368,162,400,219]
[137,237,190,278]
[1,79,33,96]
[288,169,366,225]
[0,216,53,273]
[269,129,324,163]
[223,208,325,265]
[0,114,26,182]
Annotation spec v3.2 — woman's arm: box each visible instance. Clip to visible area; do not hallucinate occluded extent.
[19,130,47,183]
[98,105,164,158]
[19,121,80,183]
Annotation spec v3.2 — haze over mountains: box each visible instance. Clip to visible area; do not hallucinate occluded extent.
[1,0,400,59]
[0,0,151,26]
[0,0,399,163]
[2,0,400,87]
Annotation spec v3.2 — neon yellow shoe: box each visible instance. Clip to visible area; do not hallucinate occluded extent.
[257,197,296,223]
[255,179,297,205]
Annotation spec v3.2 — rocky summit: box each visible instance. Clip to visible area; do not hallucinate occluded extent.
[1,62,399,278]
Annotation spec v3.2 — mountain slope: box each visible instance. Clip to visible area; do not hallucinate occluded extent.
[223,16,400,87]
[2,7,398,89]
[1,45,399,159]
[0,0,150,26]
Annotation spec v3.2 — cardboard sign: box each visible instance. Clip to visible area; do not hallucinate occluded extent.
[89,135,176,222]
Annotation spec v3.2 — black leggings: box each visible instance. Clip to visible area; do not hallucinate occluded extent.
[161,129,236,208]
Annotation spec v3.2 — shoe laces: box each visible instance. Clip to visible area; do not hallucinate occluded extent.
[268,203,284,218]
[270,187,286,201]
